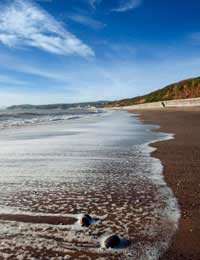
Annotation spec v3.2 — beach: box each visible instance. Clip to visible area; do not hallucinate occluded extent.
[134,107,200,260]
[0,108,180,259]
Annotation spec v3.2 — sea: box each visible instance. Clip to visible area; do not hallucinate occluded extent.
[0,107,180,260]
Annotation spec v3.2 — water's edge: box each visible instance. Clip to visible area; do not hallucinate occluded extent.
[133,111,181,259]
[0,110,181,260]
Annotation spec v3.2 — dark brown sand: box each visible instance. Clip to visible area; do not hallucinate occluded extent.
[0,214,76,225]
[132,107,200,260]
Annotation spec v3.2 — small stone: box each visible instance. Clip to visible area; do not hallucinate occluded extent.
[104,235,121,248]
[80,214,92,227]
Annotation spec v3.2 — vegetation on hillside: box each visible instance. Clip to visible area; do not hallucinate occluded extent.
[109,77,200,107]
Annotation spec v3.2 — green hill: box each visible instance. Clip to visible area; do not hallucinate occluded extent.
[109,76,200,107]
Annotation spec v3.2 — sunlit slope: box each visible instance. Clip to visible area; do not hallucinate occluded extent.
[109,77,200,107]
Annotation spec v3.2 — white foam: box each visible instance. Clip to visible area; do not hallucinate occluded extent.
[0,111,180,259]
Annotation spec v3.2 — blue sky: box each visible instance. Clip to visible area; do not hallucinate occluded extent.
[0,0,200,106]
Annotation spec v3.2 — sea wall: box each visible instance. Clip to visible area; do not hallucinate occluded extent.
[112,97,200,110]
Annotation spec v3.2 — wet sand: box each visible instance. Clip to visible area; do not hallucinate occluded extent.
[133,107,200,260]
[0,111,180,259]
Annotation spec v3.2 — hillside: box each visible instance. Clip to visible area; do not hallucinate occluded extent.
[109,77,200,107]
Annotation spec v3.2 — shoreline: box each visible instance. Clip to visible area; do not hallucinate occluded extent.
[0,108,199,259]
[130,107,200,260]
[1,110,177,259]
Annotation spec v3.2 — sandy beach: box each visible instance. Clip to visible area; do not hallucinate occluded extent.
[134,107,200,260]
[0,110,180,259]
[1,107,199,259]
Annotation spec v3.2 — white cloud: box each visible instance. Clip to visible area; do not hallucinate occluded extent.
[0,51,75,84]
[87,0,142,12]
[0,75,28,85]
[0,0,94,57]
[88,0,102,9]
[1,53,200,106]
[113,0,142,12]
[68,14,105,30]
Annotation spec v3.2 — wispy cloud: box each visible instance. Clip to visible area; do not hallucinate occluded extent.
[113,0,142,12]
[0,75,28,85]
[0,0,94,57]
[68,14,105,30]
[87,0,142,12]
[88,0,102,9]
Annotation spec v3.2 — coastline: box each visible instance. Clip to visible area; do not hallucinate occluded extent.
[1,110,179,259]
[0,107,199,259]
[130,107,200,260]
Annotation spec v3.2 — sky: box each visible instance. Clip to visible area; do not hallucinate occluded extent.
[0,0,200,106]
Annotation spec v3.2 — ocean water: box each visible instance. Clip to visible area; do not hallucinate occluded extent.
[0,107,99,129]
[0,109,180,260]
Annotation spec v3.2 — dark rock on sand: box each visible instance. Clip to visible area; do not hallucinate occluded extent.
[80,214,92,227]
[104,235,121,248]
